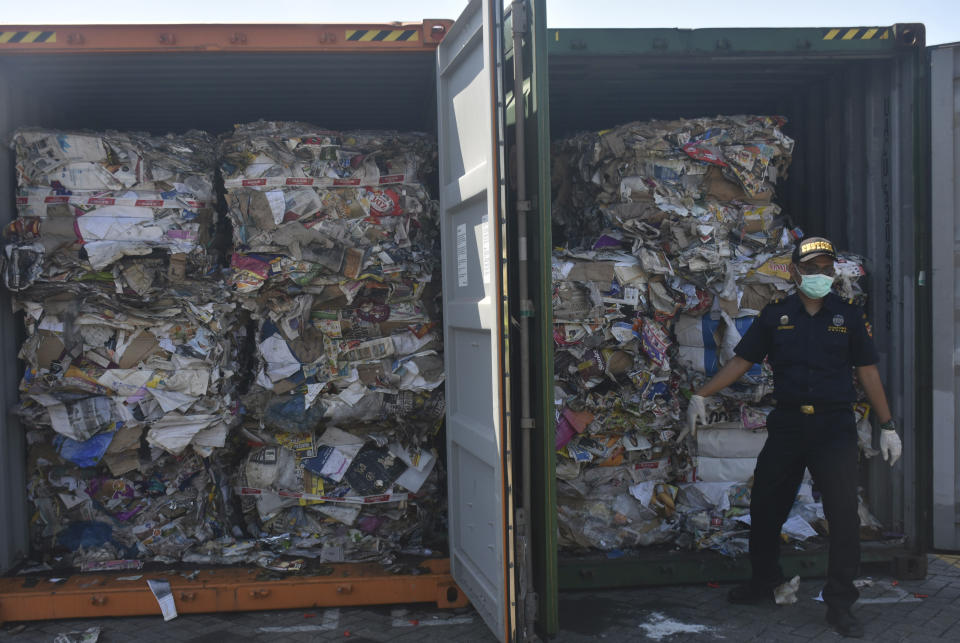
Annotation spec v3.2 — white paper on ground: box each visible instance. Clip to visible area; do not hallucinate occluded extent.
[774,576,800,605]
[53,625,101,643]
[146,578,178,621]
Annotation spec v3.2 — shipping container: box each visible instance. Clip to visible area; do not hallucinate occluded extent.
[511,14,936,638]
[0,2,945,642]
[529,18,939,636]
[0,12,479,632]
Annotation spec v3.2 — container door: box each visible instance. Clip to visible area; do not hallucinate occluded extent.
[437,0,516,640]
[931,43,960,551]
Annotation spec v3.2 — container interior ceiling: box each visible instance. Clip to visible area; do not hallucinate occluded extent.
[0,52,438,134]
[0,50,438,570]
[549,52,916,532]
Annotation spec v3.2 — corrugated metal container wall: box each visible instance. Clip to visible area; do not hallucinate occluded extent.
[931,42,960,551]
[0,26,444,572]
[545,25,932,581]
[0,65,29,569]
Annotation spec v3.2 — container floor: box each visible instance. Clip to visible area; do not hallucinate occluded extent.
[2,553,957,642]
[558,538,913,590]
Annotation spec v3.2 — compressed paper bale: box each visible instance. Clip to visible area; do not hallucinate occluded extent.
[223,123,448,564]
[549,114,857,553]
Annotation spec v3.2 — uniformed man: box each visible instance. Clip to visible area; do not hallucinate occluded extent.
[680,236,902,639]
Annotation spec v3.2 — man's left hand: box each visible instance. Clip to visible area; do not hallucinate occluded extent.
[880,430,902,467]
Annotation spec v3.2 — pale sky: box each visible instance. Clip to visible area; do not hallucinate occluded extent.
[2,0,957,46]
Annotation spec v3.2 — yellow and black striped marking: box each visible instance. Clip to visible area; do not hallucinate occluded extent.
[823,27,890,41]
[345,29,418,42]
[0,31,56,44]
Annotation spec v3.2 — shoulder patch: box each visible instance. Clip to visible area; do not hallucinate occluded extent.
[847,298,855,305]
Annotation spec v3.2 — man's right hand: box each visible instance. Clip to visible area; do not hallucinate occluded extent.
[677,394,708,442]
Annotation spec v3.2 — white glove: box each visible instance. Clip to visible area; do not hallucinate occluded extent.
[880,429,902,467]
[677,394,707,442]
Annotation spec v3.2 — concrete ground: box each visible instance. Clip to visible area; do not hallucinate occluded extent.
[3,553,960,642]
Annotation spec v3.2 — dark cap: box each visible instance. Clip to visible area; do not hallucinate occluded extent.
[792,236,837,263]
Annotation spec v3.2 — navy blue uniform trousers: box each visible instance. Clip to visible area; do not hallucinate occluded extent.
[749,407,861,609]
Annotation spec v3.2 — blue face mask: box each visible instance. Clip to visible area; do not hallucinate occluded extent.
[798,273,834,299]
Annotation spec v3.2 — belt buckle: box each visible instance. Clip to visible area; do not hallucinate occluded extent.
[800,404,815,415]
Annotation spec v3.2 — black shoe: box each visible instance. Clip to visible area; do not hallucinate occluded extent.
[726,583,775,605]
[826,607,864,638]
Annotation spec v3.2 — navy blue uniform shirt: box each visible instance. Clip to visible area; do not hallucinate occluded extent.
[734,293,879,403]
